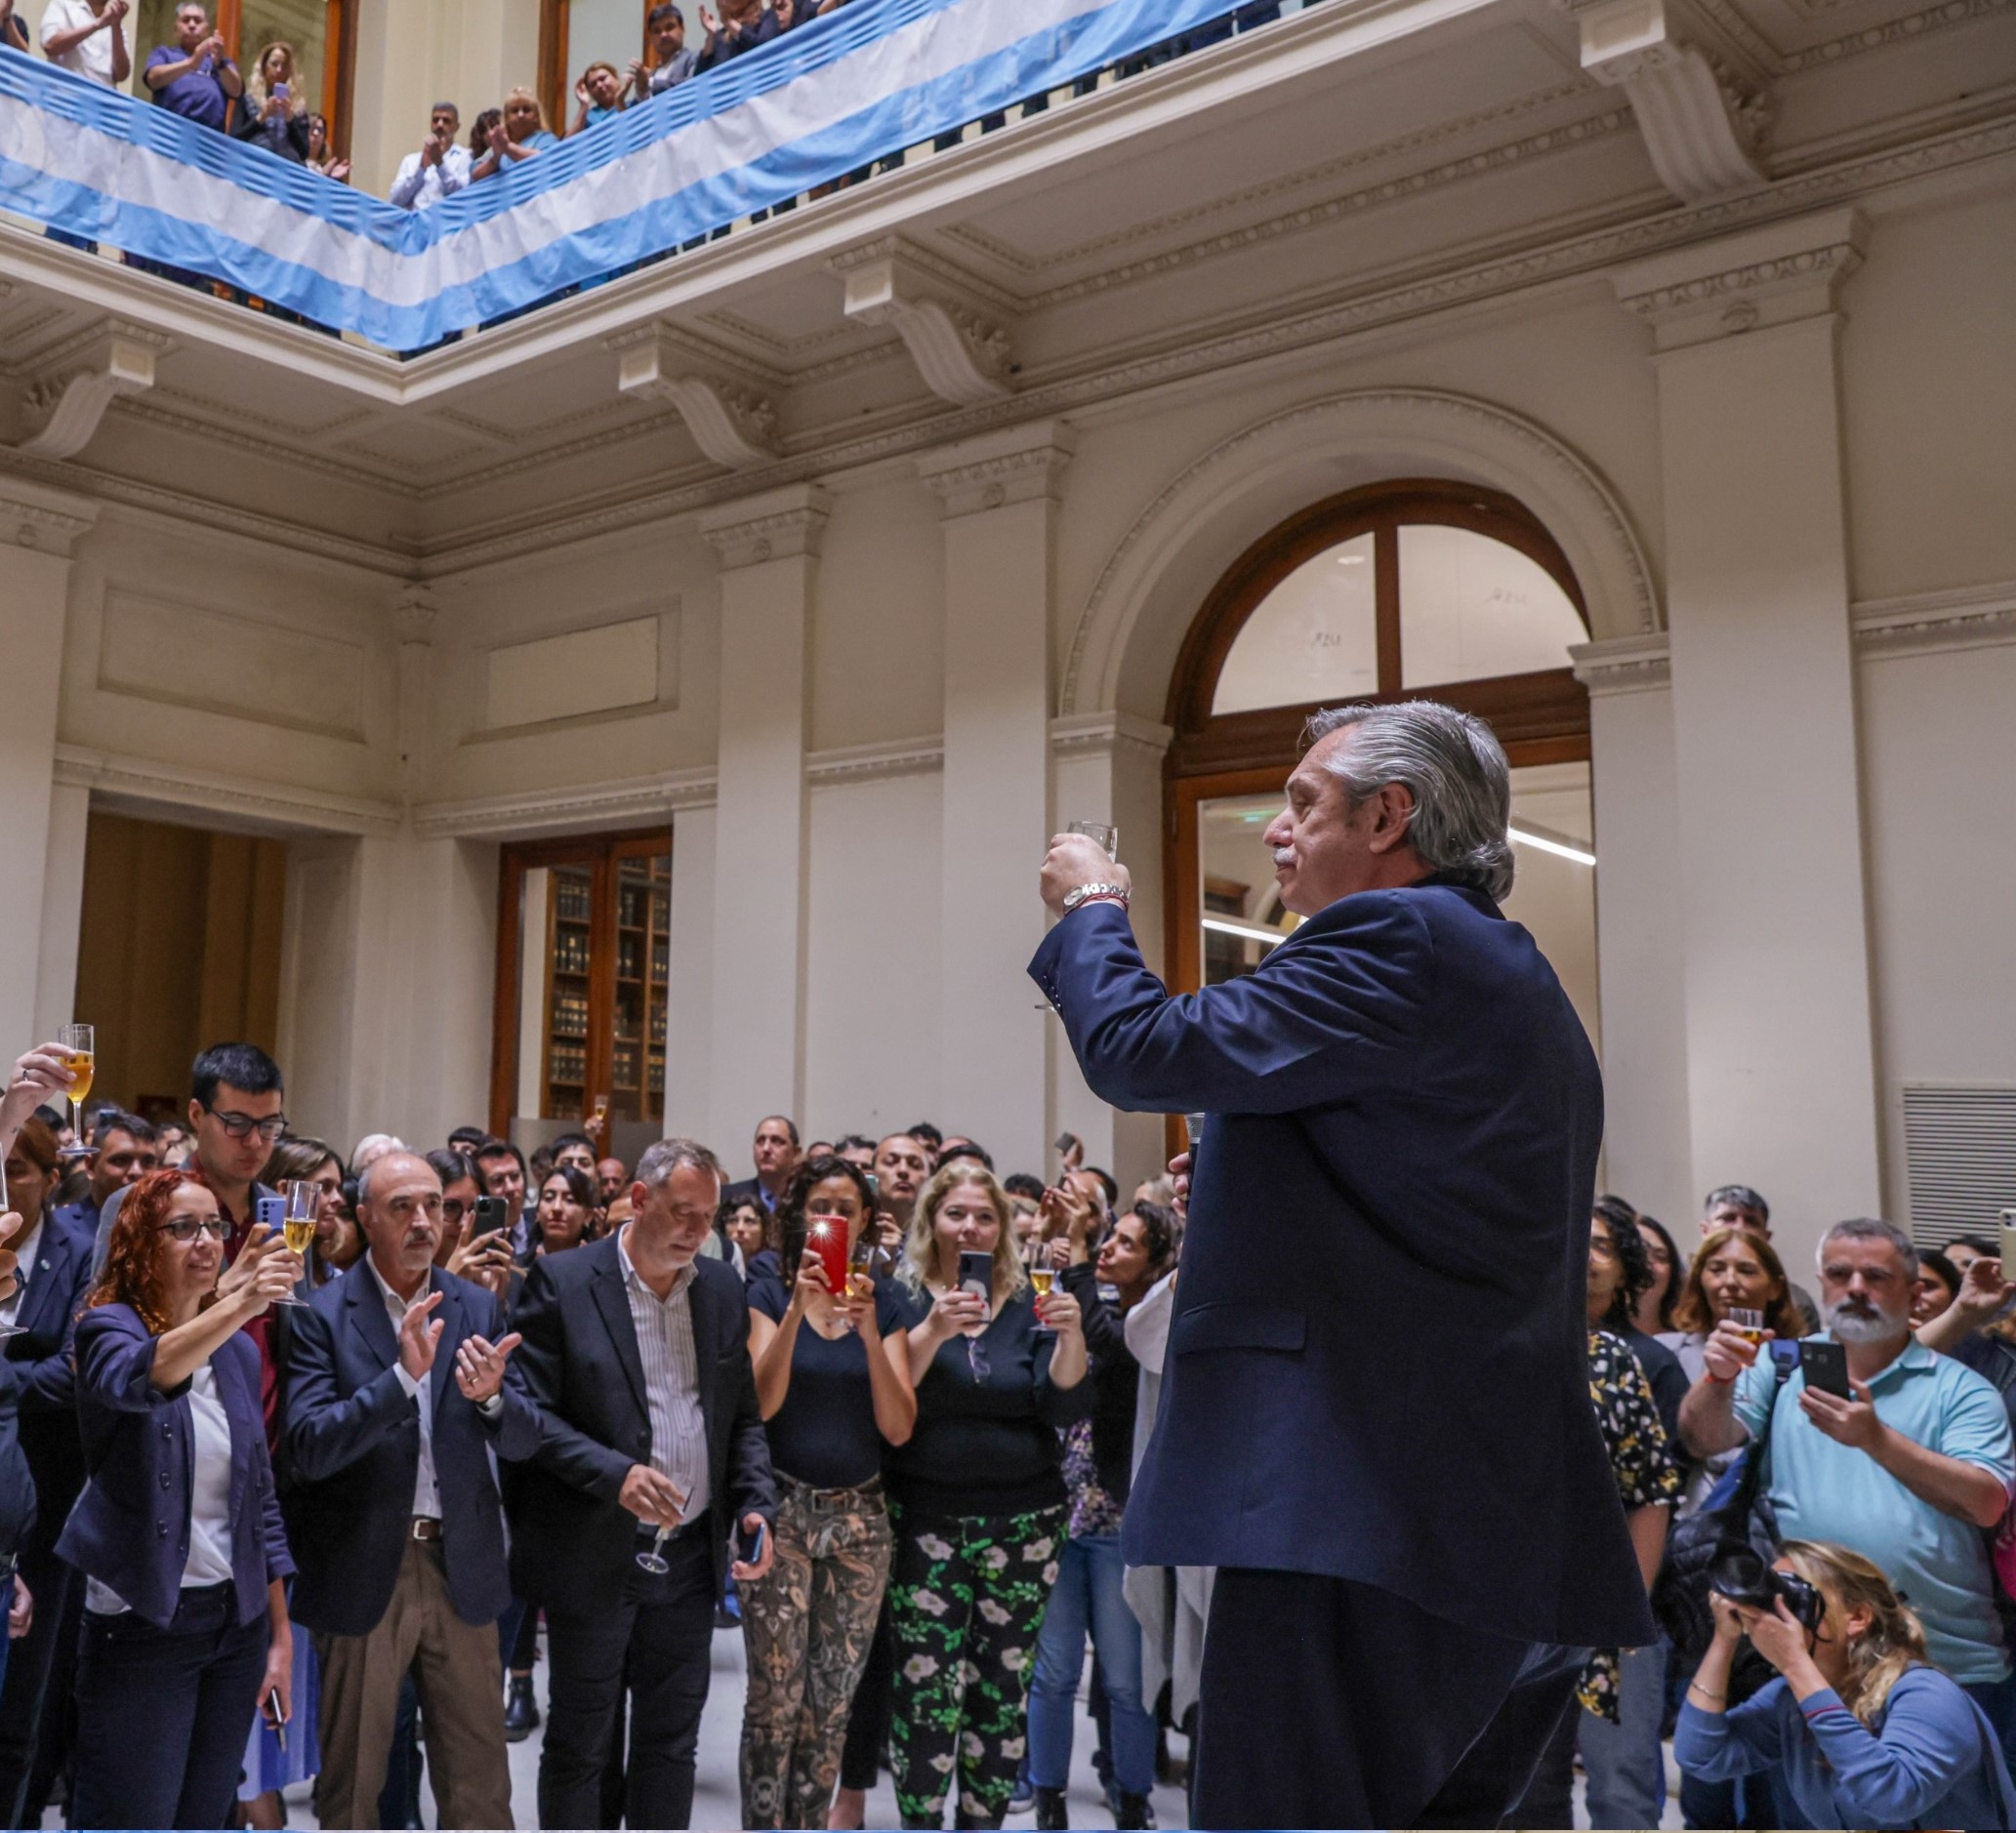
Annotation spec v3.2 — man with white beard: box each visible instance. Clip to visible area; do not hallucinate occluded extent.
[1681,1215,2016,1760]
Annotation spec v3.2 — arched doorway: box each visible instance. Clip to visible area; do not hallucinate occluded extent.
[1163,475,1600,1044]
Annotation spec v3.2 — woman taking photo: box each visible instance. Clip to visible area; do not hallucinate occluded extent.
[885,1162,1090,1830]
[1027,1203,1177,1831]
[60,1166,302,1830]
[738,1155,916,1828]
[233,42,311,161]
[1679,1539,2016,1828]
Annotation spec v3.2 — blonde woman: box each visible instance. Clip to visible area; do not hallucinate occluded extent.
[883,1162,1088,1829]
[233,40,309,161]
[1679,1538,2016,1828]
[471,85,557,179]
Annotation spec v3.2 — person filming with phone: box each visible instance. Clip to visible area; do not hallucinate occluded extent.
[1677,1538,2016,1828]
[1032,700,1651,1828]
[1678,1216,2016,1766]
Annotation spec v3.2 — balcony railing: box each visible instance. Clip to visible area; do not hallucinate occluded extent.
[0,0,1296,357]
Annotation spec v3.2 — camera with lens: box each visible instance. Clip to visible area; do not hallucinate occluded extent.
[1707,1544,1827,1634]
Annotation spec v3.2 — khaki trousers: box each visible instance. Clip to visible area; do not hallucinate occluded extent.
[314,1537,514,1829]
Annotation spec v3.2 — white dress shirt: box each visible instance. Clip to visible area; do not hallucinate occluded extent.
[388,142,473,211]
[617,1227,710,1524]
[40,0,125,83]
[368,1257,441,1521]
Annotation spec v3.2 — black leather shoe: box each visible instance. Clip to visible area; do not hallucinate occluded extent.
[502,1674,539,1742]
[1033,1785,1069,1830]
[1115,1792,1152,1830]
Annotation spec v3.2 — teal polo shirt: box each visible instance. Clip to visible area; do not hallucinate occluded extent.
[1735,1336,2016,1683]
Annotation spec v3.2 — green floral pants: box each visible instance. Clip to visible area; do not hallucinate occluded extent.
[886,1500,1066,1826]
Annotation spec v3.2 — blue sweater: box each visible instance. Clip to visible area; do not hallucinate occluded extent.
[1676,1667,2016,1830]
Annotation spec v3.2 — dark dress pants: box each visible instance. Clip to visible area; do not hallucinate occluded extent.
[1194,1568,1579,1831]
[0,1547,76,1824]
[839,1596,894,1791]
[539,1520,717,1830]
[67,1582,269,1831]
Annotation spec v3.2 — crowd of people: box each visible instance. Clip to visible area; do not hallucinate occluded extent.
[0,1039,1197,1830]
[2,1031,2013,1831]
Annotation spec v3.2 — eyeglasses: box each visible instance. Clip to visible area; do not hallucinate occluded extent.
[205,1107,288,1143]
[158,1217,230,1242]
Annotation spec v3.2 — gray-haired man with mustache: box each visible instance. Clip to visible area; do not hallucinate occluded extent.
[1680,1215,2016,1760]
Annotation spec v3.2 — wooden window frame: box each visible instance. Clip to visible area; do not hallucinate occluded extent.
[1161,478,1595,1066]
[538,0,659,139]
[211,0,359,154]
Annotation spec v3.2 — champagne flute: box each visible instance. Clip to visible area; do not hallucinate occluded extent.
[57,1024,94,1161]
[637,1524,674,1575]
[274,1180,317,1307]
[0,1150,23,1342]
[1026,1240,1056,1332]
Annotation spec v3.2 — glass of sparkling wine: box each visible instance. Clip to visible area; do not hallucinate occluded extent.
[1027,1242,1056,1331]
[1729,1306,1767,1345]
[57,1024,94,1158]
[637,1523,675,1575]
[1068,821,1119,860]
[276,1180,318,1307]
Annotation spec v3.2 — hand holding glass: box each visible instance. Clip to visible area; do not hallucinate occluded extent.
[1068,821,1119,860]
[278,1181,320,1307]
[57,1024,93,1160]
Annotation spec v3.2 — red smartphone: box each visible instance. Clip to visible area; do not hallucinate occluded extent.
[806,1218,848,1295]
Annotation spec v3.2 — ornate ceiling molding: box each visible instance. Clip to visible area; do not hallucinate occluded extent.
[1568,0,1770,203]
[614,327,779,470]
[1780,0,2014,71]
[0,473,99,555]
[697,481,832,568]
[1613,204,1866,346]
[805,736,945,784]
[412,766,720,839]
[835,238,1015,406]
[1852,580,2016,658]
[17,322,165,462]
[917,421,1076,517]
[52,742,402,835]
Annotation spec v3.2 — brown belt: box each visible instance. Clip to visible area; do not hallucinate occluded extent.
[410,1517,442,1542]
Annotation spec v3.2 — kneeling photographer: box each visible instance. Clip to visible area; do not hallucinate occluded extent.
[1678,1538,2016,1829]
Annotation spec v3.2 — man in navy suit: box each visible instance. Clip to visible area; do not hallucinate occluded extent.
[511,1135,777,1830]
[50,1108,159,1244]
[1031,700,1654,1829]
[285,1150,539,1829]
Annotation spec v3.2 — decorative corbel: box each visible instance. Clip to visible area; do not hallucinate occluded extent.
[832,239,1014,407]
[17,323,166,461]
[1568,0,1768,203]
[613,327,778,470]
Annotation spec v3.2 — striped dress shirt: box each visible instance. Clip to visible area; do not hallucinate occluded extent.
[616,1229,711,1524]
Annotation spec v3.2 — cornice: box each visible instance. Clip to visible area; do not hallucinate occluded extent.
[0,474,100,555]
[411,767,720,839]
[1570,631,1671,695]
[1779,0,2015,72]
[1852,580,2016,657]
[1612,206,1867,346]
[697,482,833,567]
[1049,711,1175,760]
[52,743,402,835]
[917,421,1076,516]
[805,736,945,784]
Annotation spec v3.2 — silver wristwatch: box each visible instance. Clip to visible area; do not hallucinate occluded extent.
[1061,881,1129,913]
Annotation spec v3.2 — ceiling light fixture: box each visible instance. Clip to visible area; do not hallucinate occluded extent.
[1200,916,1291,947]
[1509,827,1596,866]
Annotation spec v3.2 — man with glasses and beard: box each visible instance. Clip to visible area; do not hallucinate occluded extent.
[1681,1215,2016,1764]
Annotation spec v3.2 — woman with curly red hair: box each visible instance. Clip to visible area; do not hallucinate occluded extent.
[58,1165,303,1830]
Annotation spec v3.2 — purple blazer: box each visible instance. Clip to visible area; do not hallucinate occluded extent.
[57,1303,293,1629]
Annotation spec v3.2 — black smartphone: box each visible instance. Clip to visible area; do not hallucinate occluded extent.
[263,1685,287,1751]
[1799,1339,1853,1401]
[736,1518,767,1566]
[1054,1132,1080,1155]
[473,1195,507,1236]
[958,1249,992,1311]
[864,1173,880,1204]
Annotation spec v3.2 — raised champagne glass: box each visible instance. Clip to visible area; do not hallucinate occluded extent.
[275,1179,317,1307]
[57,1023,94,1161]
[1067,820,1119,860]
[1027,1241,1056,1332]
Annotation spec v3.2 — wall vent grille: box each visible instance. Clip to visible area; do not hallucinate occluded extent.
[1904,1081,2016,1251]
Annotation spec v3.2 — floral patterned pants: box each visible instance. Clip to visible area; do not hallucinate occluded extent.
[739,1476,895,1829]
[886,1500,1067,1827]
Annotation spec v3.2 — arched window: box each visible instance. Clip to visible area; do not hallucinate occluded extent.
[1163,479,1599,1056]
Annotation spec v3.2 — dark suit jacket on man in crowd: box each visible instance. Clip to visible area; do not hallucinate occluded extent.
[508,1233,776,1611]
[283,1263,541,1637]
[1030,882,1652,1651]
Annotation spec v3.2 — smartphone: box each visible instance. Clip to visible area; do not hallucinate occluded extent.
[255,1194,284,1236]
[1054,1132,1080,1156]
[473,1195,507,1236]
[272,81,288,101]
[864,1172,880,1204]
[736,1518,767,1566]
[1799,1338,1853,1401]
[263,1685,287,1751]
[958,1249,992,1313]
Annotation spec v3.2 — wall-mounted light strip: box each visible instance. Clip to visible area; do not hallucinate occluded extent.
[1508,827,1596,867]
[1201,916,1292,947]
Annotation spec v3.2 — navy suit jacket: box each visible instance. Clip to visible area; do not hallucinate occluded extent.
[510,1234,776,1615]
[1030,883,1653,1649]
[6,1207,97,1556]
[57,1305,292,1629]
[283,1261,540,1637]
